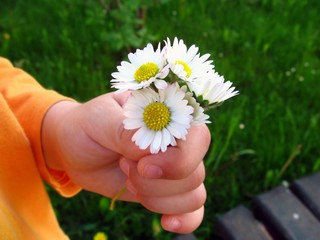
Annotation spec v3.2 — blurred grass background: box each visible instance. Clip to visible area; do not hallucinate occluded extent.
[1,0,320,239]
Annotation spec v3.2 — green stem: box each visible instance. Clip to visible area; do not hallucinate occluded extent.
[203,102,223,111]
[109,186,127,211]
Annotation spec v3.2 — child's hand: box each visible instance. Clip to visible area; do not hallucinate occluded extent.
[42,92,211,234]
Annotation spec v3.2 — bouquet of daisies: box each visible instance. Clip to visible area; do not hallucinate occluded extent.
[111,37,238,154]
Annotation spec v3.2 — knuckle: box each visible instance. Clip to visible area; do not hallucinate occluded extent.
[193,185,207,208]
[185,164,205,192]
[172,161,190,179]
[199,124,211,150]
[197,163,206,182]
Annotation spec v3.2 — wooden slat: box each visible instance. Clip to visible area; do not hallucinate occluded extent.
[291,172,320,221]
[173,234,197,240]
[253,185,320,240]
[215,205,272,240]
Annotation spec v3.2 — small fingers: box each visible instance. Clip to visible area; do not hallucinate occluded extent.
[138,183,206,215]
[122,159,205,197]
[161,206,205,234]
[119,157,206,234]
[137,125,211,179]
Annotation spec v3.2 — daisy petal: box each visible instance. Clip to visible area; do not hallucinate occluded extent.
[123,83,193,153]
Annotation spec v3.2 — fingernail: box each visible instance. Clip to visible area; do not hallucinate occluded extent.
[144,165,163,178]
[126,180,137,195]
[167,217,181,231]
[120,160,130,176]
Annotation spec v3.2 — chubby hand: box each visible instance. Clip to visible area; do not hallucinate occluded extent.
[42,92,211,234]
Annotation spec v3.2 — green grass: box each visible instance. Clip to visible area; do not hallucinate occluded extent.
[1,0,320,239]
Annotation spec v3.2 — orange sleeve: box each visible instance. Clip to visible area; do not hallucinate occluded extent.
[0,57,81,197]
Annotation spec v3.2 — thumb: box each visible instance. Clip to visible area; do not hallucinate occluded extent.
[80,91,150,160]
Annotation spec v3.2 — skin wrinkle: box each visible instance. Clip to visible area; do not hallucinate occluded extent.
[138,184,206,215]
[127,161,205,197]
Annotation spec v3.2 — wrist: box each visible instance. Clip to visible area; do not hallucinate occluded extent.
[42,100,80,171]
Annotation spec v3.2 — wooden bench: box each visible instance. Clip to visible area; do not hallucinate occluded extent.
[214,172,320,240]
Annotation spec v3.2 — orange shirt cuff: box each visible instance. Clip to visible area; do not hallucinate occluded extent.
[0,57,81,197]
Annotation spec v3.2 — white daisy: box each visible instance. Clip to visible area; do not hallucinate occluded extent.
[165,37,214,82]
[111,43,169,92]
[123,84,194,154]
[181,86,210,125]
[188,70,239,105]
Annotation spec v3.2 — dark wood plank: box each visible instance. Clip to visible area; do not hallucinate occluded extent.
[253,185,320,240]
[291,172,320,221]
[215,205,272,240]
[173,234,197,240]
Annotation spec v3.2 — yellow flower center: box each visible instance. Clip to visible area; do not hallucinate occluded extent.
[134,62,159,83]
[143,102,171,131]
[175,60,192,77]
[3,33,10,40]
